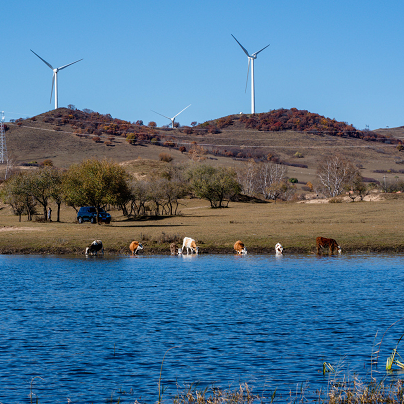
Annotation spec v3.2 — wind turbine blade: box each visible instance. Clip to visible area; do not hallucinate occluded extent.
[253,43,270,57]
[172,104,191,119]
[30,49,54,70]
[58,58,83,71]
[231,34,250,57]
[245,59,250,93]
[50,73,55,103]
[151,110,171,121]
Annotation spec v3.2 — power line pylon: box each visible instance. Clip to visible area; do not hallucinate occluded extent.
[0,111,10,179]
[0,111,6,164]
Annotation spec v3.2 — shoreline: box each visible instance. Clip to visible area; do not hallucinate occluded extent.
[1,245,404,255]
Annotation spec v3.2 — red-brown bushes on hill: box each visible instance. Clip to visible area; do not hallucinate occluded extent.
[207,125,221,134]
[216,116,234,129]
[237,108,398,145]
[182,126,193,134]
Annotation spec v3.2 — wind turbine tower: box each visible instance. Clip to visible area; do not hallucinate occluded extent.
[231,34,270,114]
[152,104,191,128]
[31,50,83,110]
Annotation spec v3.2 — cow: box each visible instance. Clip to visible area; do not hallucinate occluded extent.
[234,240,247,255]
[316,237,341,255]
[129,241,143,255]
[182,237,199,255]
[275,242,283,255]
[85,240,104,256]
[170,242,178,255]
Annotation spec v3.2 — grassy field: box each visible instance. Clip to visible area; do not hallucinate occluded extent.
[1,194,403,254]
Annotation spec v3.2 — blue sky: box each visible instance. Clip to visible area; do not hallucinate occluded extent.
[1,0,403,130]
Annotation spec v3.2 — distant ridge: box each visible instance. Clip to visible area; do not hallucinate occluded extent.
[4,107,403,187]
[8,107,401,146]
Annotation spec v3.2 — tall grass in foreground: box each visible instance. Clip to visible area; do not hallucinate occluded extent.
[172,379,404,404]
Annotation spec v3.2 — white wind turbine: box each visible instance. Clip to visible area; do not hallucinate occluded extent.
[31,49,83,110]
[231,35,270,114]
[152,104,191,128]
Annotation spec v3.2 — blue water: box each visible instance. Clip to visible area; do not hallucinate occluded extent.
[1,253,403,403]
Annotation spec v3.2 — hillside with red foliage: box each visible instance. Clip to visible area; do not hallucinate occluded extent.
[204,108,399,145]
[4,107,404,188]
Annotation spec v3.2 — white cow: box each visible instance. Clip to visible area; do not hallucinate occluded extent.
[85,240,104,256]
[275,242,283,256]
[182,237,199,255]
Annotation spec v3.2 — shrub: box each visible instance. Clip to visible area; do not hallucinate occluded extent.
[306,182,314,191]
[159,152,173,162]
[126,133,137,145]
[40,159,53,167]
[294,151,304,158]
[92,136,101,142]
[179,146,186,153]
[288,178,298,183]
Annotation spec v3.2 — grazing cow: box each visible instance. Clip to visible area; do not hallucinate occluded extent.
[85,240,104,256]
[170,243,178,255]
[275,242,283,255]
[129,241,143,255]
[234,240,247,255]
[316,237,341,255]
[182,237,199,255]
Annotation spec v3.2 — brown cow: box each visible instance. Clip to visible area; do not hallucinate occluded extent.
[316,237,341,255]
[234,240,247,255]
[129,241,143,255]
[170,243,178,255]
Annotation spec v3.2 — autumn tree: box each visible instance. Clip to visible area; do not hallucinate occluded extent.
[128,180,150,216]
[24,167,63,221]
[63,159,131,222]
[159,165,188,215]
[1,172,37,221]
[47,169,64,222]
[346,174,378,201]
[316,154,358,198]
[187,164,241,208]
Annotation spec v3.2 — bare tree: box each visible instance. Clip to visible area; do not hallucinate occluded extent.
[237,159,259,197]
[316,154,358,198]
[259,162,288,200]
[236,160,294,201]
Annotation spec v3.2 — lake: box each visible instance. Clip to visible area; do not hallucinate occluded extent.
[1,253,403,403]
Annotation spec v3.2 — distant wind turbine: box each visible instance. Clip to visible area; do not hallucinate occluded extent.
[231,34,270,114]
[152,104,191,128]
[31,49,83,110]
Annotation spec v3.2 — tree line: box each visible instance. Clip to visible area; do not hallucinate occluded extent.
[0,159,243,222]
[1,155,383,223]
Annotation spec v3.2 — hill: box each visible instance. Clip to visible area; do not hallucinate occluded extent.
[3,107,404,187]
